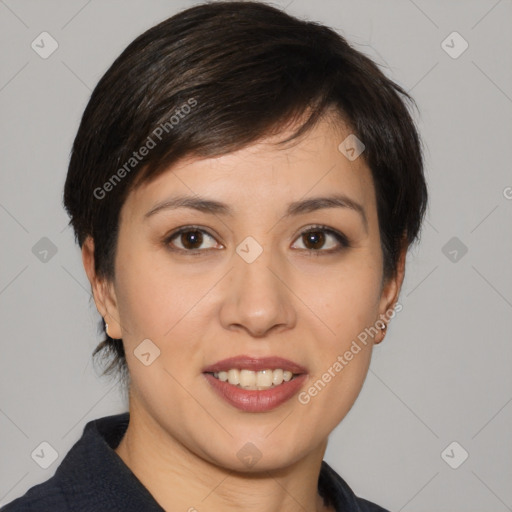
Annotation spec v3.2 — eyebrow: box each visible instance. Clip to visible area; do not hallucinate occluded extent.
[144,193,368,232]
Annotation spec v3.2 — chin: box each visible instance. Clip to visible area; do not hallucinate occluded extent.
[200,434,313,475]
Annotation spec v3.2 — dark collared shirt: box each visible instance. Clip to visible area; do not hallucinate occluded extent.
[1,413,390,511]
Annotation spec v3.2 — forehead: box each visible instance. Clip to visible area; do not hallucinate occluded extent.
[121,115,376,223]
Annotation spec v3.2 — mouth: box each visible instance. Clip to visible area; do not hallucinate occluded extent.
[202,355,308,411]
[205,368,300,390]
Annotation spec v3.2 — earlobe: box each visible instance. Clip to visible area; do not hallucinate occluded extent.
[375,240,407,344]
[81,236,123,339]
[375,322,387,344]
[82,236,105,314]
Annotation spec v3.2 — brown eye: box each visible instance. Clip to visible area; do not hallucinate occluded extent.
[165,227,219,252]
[302,230,326,250]
[164,225,348,255]
[292,226,349,253]
[178,229,203,250]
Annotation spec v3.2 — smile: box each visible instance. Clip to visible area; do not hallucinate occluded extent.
[209,368,296,390]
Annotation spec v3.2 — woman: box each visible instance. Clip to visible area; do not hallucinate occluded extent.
[2,1,427,511]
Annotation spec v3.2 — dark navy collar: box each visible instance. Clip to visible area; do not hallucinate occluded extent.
[56,412,164,511]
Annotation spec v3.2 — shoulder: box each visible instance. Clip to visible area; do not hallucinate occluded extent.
[355,497,391,512]
[319,461,391,512]
[1,477,69,511]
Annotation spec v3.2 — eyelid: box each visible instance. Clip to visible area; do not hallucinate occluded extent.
[163,224,350,254]
[164,225,222,253]
[293,224,350,252]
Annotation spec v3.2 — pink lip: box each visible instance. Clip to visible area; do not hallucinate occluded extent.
[203,373,308,412]
[202,355,308,413]
[202,355,307,374]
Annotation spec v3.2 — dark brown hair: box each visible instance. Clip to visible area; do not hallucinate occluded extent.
[63,0,428,386]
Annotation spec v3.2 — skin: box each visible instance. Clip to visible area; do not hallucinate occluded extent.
[82,114,406,512]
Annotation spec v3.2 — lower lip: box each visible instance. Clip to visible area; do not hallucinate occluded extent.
[203,373,308,412]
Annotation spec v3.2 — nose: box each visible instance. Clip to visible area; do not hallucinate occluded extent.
[219,245,297,338]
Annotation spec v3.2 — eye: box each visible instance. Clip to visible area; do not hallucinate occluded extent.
[292,225,350,254]
[163,224,349,255]
[164,226,222,253]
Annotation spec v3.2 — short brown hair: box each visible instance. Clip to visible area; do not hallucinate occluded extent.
[63,1,428,384]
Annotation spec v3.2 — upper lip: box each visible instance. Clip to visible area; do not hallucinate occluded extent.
[202,355,307,374]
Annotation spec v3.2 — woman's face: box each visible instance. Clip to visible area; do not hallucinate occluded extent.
[87,115,404,471]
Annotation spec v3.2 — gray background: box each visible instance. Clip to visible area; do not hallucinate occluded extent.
[1,0,511,510]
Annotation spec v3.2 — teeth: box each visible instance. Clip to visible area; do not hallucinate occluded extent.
[227,369,240,385]
[257,369,273,387]
[212,369,297,389]
[272,369,284,386]
[240,369,256,388]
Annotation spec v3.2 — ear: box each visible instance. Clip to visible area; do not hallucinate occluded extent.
[374,239,407,344]
[81,236,122,339]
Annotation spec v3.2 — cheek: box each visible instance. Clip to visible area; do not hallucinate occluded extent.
[308,258,382,343]
[297,268,380,433]
[113,255,212,393]
[113,244,197,338]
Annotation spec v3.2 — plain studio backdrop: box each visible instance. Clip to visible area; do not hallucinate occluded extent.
[0,1,511,511]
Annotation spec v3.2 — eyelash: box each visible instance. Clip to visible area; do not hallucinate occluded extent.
[163,224,350,256]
